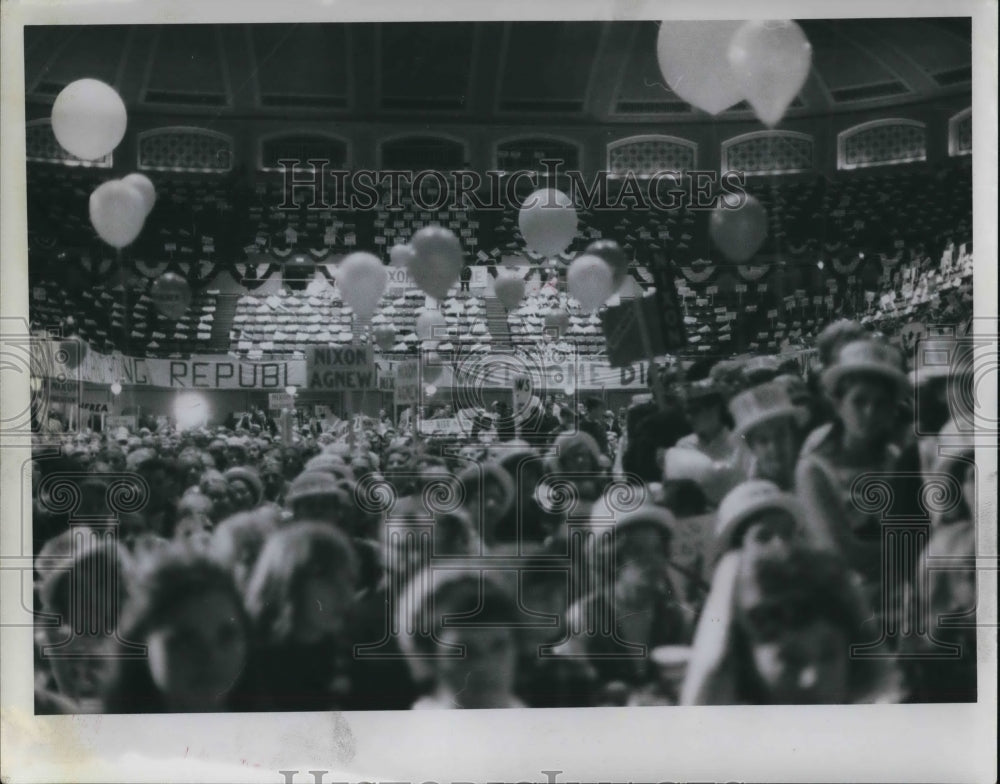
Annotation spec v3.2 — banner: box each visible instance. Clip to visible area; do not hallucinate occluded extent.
[395,360,421,405]
[268,392,295,410]
[386,267,413,295]
[306,345,376,391]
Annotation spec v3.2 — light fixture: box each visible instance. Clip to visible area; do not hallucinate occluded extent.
[816,260,824,270]
[110,381,122,396]
[285,386,298,396]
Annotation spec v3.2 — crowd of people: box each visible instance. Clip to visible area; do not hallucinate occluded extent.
[31,318,978,713]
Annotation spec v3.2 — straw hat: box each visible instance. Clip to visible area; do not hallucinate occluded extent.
[820,339,909,396]
[729,380,808,437]
[714,480,803,552]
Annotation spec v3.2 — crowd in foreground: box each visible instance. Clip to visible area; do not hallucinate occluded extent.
[31,319,979,712]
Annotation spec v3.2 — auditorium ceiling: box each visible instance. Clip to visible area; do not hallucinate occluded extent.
[23,19,971,123]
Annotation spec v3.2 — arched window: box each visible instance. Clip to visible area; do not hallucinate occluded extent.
[259,133,349,172]
[379,135,467,171]
[25,119,112,168]
[837,119,926,170]
[495,136,581,172]
[948,107,972,157]
[137,127,234,173]
[721,131,814,176]
[606,135,697,176]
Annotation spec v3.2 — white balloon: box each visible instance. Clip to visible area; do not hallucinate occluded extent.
[656,21,745,115]
[51,79,127,161]
[409,227,464,300]
[415,309,447,340]
[389,243,416,268]
[518,189,578,258]
[89,180,146,248]
[494,274,526,310]
[338,252,388,321]
[728,20,813,128]
[122,173,156,217]
[567,255,614,313]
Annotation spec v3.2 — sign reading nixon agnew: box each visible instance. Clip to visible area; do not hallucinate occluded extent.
[306,345,377,391]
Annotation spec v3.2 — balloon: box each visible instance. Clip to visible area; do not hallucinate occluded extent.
[656,21,745,115]
[728,20,812,128]
[543,308,570,337]
[409,226,464,300]
[494,274,525,310]
[586,239,629,291]
[389,243,416,268]
[710,195,769,263]
[518,189,578,258]
[51,79,127,161]
[338,251,388,321]
[89,180,147,249]
[122,173,156,217]
[150,272,192,320]
[567,255,614,313]
[415,309,447,340]
[373,325,397,351]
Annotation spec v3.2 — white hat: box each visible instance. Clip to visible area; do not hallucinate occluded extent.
[729,381,807,437]
[714,480,803,554]
[821,339,909,397]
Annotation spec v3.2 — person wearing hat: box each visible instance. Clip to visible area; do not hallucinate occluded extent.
[488,442,559,544]
[677,379,742,462]
[730,381,808,491]
[554,502,694,697]
[794,338,911,597]
[713,480,804,568]
[399,569,526,709]
[223,466,264,513]
[456,461,515,546]
[681,544,903,706]
[285,470,352,525]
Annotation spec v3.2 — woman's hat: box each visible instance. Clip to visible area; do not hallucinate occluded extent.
[612,503,677,545]
[222,466,263,504]
[285,470,347,504]
[714,480,803,554]
[729,380,808,437]
[820,339,909,396]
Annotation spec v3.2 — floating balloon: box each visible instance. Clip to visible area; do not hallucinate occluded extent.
[415,310,447,340]
[122,173,156,217]
[518,189,578,258]
[494,274,526,310]
[373,325,397,352]
[89,180,147,248]
[409,226,464,301]
[656,20,745,115]
[567,255,614,313]
[338,251,388,321]
[543,308,571,337]
[710,195,769,263]
[728,20,812,128]
[585,239,629,291]
[51,78,128,161]
[150,272,192,320]
[389,243,416,268]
